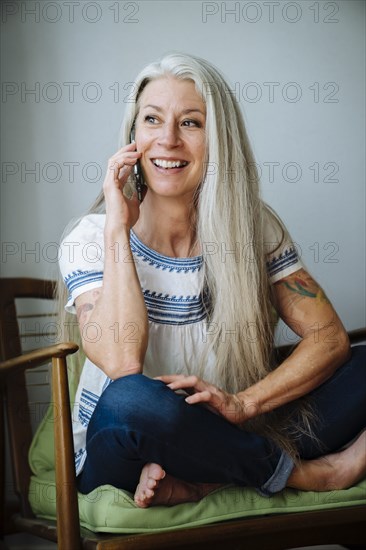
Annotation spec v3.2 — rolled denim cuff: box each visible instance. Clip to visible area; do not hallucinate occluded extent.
[258,451,294,497]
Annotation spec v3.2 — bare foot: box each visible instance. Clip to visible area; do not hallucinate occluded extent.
[134,463,222,508]
[287,430,366,491]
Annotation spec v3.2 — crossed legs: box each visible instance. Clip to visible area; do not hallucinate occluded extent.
[77,346,366,507]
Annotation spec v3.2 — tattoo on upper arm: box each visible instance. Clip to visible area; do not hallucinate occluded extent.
[280,273,330,304]
[76,289,101,324]
[76,302,94,323]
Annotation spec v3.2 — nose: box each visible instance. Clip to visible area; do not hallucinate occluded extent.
[157,122,182,148]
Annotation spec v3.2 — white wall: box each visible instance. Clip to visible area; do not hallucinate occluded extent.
[1,0,365,334]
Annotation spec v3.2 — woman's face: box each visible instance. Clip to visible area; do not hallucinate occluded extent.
[135,77,206,201]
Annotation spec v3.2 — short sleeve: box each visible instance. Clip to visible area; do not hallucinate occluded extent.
[59,214,106,314]
[263,207,303,284]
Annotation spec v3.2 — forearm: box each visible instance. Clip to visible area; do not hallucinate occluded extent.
[237,325,351,421]
[156,271,352,428]
[83,226,148,379]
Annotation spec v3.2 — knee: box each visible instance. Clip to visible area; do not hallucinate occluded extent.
[92,374,183,431]
[107,373,167,406]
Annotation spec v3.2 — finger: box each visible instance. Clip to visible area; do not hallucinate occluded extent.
[117,142,139,153]
[167,376,207,392]
[116,165,133,181]
[104,162,134,189]
[185,390,212,405]
[104,166,133,191]
[108,155,141,173]
[125,141,138,150]
[154,375,186,384]
[106,160,127,181]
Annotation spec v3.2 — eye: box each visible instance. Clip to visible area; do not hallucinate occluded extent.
[182,119,202,128]
[144,115,159,124]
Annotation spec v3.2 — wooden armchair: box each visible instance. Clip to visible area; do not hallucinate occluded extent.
[1,277,365,550]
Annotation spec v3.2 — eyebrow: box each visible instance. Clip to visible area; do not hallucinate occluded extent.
[141,104,205,115]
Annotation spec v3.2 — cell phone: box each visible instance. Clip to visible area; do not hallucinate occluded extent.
[130,125,144,202]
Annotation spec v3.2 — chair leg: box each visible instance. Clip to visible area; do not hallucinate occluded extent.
[0,386,5,540]
[52,356,81,549]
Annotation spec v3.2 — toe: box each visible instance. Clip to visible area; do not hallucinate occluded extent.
[148,463,166,480]
[145,488,154,498]
[147,478,157,489]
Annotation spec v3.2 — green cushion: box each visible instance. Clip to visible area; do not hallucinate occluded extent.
[28,472,366,534]
[28,352,366,534]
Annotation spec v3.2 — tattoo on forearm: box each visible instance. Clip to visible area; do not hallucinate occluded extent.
[282,276,330,304]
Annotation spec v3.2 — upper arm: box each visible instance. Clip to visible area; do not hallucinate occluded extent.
[272,267,349,346]
[58,214,105,314]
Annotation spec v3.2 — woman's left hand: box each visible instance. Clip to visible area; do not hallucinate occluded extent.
[155,375,246,425]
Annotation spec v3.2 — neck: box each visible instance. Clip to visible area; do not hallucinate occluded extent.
[132,193,198,258]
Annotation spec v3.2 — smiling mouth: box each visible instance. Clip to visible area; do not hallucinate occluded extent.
[152,159,189,169]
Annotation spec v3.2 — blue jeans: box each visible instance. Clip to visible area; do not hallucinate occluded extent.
[77,345,366,496]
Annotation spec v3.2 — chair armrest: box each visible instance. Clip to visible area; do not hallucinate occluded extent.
[0,342,79,376]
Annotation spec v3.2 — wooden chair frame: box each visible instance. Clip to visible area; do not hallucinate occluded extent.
[1,277,365,549]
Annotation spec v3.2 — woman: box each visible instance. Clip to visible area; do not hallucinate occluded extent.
[59,53,366,508]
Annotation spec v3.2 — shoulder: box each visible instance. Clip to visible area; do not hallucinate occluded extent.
[60,214,106,245]
[58,214,106,282]
[262,204,287,253]
[262,204,303,284]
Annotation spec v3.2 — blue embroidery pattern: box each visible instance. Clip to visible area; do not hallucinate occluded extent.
[74,379,112,472]
[102,377,113,392]
[79,388,100,427]
[130,230,202,273]
[143,290,208,325]
[266,246,299,278]
[74,448,86,472]
[64,269,103,302]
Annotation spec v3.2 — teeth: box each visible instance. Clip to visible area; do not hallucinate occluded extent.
[153,159,188,169]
